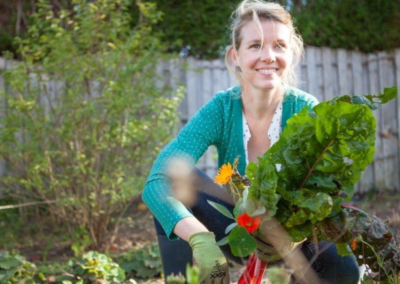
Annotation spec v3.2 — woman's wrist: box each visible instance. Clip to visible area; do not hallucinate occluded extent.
[173,216,209,242]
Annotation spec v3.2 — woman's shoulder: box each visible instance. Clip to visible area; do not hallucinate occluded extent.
[203,85,242,113]
[213,85,242,101]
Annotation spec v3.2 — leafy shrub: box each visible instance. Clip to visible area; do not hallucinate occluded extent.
[0,0,183,248]
[128,0,240,59]
[124,0,400,57]
[117,242,162,279]
[289,0,400,53]
[0,251,40,284]
[66,251,125,284]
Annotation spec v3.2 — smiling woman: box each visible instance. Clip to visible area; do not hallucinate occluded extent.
[141,0,360,283]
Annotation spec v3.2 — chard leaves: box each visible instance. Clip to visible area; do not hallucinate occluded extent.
[247,86,397,239]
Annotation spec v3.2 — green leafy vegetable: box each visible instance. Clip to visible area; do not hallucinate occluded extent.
[245,86,399,280]
[247,88,391,235]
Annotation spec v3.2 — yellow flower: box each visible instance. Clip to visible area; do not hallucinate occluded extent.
[214,163,234,185]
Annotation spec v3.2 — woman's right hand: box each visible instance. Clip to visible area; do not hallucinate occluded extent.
[189,231,230,284]
[253,218,306,262]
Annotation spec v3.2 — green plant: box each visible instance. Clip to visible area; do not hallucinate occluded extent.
[66,251,125,284]
[287,0,400,53]
[0,0,183,249]
[36,261,71,280]
[117,242,162,279]
[357,236,400,284]
[165,264,200,284]
[0,251,41,284]
[166,273,186,284]
[0,199,23,250]
[267,266,290,284]
[185,264,200,284]
[71,226,93,258]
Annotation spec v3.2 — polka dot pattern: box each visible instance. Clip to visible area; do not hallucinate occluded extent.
[142,86,319,239]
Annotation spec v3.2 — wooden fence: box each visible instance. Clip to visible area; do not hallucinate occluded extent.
[1,46,400,192]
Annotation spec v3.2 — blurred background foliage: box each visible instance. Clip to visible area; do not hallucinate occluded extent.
[1,0,399,60]
[0,0,183,249]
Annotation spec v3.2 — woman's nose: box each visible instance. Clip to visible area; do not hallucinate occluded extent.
[260,47,275,63]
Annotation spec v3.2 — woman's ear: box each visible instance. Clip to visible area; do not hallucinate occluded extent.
[228,47,239,67]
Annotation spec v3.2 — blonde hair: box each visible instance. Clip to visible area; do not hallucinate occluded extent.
[225,0,303,87]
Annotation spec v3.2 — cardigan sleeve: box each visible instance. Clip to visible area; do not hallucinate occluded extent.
[142,93,225,239]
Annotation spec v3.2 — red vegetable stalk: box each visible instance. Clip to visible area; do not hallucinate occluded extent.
[238,254,267,284]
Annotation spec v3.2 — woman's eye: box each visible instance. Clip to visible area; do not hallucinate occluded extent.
[276,44,286,50]
[250,44,261,49]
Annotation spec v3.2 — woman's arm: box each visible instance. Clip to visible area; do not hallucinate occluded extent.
[142,92,225,239]
[173,216,209,241]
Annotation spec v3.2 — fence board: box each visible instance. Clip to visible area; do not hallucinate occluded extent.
[395,49,400,189]
[378,52,398,190]
[337,49,349,96]
[322,48,337,101]
[351,51,364,95]
[185,57,198,121]
[366,53,385,190]
[305,47,317,97]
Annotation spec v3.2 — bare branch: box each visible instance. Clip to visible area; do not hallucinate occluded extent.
[0,200,58,210]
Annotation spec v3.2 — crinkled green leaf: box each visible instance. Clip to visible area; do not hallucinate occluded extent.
[284,209,308,228]
[286,223,313,242]
[0,258,20,269]
[365,85,398,105]
[335,243,352,256]
[228,226,257,257]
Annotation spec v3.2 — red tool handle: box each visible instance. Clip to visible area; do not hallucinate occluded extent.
[237,254,267,284]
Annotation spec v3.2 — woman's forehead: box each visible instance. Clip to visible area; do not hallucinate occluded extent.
[239,20,291,42]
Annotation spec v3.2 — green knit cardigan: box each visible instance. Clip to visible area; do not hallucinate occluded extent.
[142,85,318,239]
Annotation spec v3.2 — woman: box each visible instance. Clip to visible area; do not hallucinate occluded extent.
[142,0,361,283]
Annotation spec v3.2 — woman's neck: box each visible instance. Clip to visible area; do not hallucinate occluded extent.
[241,85,284,120]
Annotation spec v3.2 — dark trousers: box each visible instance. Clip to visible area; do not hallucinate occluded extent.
[153,168,360,283]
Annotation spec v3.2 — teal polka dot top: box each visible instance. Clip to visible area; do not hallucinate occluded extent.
[142,85,318,239]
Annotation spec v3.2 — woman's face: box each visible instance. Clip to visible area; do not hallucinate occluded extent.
[230,20,293,92]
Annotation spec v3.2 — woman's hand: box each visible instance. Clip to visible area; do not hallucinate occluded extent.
[253,218,306,262]
[189,232,230,284]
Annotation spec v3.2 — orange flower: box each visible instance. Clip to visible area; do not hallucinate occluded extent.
[214,163,234,185]
[350,238,358,251]
[237,212,261,234]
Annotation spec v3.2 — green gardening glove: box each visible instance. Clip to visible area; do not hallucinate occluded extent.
[188,232,230,284]
[253,222,305,263]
